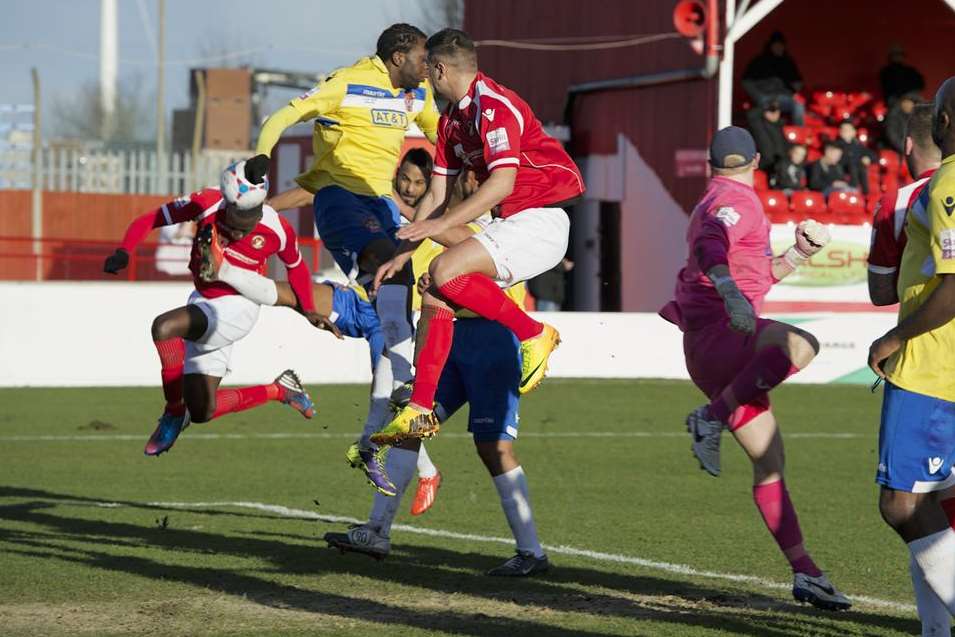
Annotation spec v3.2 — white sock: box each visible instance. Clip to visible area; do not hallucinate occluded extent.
[910,555,952,637]
[492,466,544,558]
[367,447,417,538]
[376,284,414,387]
[218,260,279,305]
[416,443,438,479]
[910,529,955,617]
[359,351,393,449]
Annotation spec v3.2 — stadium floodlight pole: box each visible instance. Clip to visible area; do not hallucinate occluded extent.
[191,69,206,192]
[31,67,42,282]
[156,0,166,194]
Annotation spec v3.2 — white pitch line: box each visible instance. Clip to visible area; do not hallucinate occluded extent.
[92,499,912,614]
[0,431,865,442]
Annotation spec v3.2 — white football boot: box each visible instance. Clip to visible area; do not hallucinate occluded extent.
[686,405,724,477]
[323,524,391,560]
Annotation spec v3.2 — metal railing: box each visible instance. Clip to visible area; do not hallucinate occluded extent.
[0,235,325,282]
[0,147,248,194]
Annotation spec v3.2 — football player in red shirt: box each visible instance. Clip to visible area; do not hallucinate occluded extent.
[868,103,941,305]
[103,160,332,456]
[372,29,585,444]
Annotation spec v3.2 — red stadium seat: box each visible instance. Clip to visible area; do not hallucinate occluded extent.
[806,147,822,163]
[783,125,811,145]
[866,193,882,214]
[900,159,912,183]
[758,189,791,222]
[870,100,888,122]
[847,91,872,109]
[857,127,870,145]
[883,171,899,194]
[753,169,769,191]
[828,191,866,224]
[879,149,901,174]
[791,191,828,219]
[866,163,881,194]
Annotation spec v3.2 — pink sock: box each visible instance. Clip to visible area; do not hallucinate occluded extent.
[211,384,282,420]
[753,480,822,577]
[710,347,798,422]
[439,274,542,341]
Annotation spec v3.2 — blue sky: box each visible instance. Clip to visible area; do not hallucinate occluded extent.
[0,0,446,139]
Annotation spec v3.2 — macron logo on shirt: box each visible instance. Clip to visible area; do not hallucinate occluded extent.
[715,206,741,227]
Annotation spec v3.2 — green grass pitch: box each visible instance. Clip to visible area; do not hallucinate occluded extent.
[0,380,925,636]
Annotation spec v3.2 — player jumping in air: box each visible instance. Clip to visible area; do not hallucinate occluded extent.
[869,77,955,635]
[372,29,585,445]
[250,23,438,422]
[103,160,329,456]
[325,273,547,576]
[660,126,851,610]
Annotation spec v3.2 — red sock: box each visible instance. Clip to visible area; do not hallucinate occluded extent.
[154,338,186,416]
[940,498,955,531]
[439,274,542,341]
[710,347,798,422]
[211,384,284,420]
[410,307,455,409]
[753,480,822,577]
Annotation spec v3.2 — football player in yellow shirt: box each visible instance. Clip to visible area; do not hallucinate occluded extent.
[868,76,955,633]
[247,23,440,434]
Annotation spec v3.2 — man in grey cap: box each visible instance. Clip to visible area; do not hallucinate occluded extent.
[659,126,851,611]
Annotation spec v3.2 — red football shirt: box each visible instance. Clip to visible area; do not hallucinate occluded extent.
[433,72,585,218]
[162,188,306,299]
[868,170,935,276]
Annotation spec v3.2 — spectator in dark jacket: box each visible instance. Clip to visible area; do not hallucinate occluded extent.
[879,45,925,106]
[772,144,807,192]
[741,31,805,124]
[884,94,918,153]
[528,258,573,312]
[808,143,853,195]
[747,101,788,172]
[835,122,877,194]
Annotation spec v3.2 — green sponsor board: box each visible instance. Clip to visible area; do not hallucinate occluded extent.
[770,234,869,287]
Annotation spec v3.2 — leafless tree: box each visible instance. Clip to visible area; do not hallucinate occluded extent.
[50,75,155,145]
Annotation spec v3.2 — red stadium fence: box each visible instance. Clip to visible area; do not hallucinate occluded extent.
[0,235,325,282]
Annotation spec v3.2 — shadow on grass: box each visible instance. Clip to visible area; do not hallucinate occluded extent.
[0,486,920,637]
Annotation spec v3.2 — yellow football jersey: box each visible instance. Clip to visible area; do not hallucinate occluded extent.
[884,154,955,401]
[256,56,439,198]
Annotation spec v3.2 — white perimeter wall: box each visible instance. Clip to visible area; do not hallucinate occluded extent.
[0,283,897,387]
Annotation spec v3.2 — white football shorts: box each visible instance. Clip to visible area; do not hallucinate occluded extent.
[472,207,569,287]
[184,290,261,377]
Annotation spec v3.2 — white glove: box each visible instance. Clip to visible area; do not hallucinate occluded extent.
[712,276,757,334]
[784,219,831,268]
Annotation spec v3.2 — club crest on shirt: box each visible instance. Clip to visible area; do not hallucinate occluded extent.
[251,235,266,249]
[404,91,415,112]
[715,206,740,227]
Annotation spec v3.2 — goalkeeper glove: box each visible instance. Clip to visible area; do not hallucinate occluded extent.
[103,248,129,274]
[712,275,757,334]
[783,219,830,268]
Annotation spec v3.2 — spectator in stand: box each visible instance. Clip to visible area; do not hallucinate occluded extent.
[885,93,918,153]
[772,144,807,193]
[879,44,925,107]
[528,258,574,312]
[747,100,788,172]
[741,31,805,125]
[835,121,877,195]
[808,142,854,195]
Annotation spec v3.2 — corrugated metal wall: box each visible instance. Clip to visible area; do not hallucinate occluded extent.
[465,0,718,212]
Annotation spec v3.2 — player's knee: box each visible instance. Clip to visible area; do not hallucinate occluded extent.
[787,329,819,368]
[475,441,517,476]
[879,491,917,532]
[151,315,174,341]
